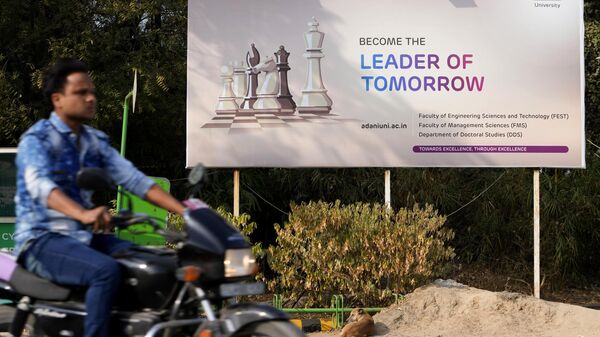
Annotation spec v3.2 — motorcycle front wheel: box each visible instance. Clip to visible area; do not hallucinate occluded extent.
[231,321,305,337]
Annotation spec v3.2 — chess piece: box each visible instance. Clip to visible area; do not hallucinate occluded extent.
[297,17,333,114]
[253,57,281,113]
[215,65,239,114]
[231,60,247,105]
[275,46,296,115]
[240,43,261,111]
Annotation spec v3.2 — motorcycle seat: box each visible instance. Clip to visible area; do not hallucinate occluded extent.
[1,251,71,301]
[9,266,71,301]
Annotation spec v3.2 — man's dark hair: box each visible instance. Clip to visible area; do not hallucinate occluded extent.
[42,58,89,99]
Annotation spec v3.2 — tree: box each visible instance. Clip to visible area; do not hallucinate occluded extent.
[0,0,187,179]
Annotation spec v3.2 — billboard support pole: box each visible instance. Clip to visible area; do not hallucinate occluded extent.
[234,169,240,217]
[533,168,541,298]
[385,170,391,209]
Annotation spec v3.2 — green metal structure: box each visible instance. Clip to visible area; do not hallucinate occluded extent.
[115,85,170,246]
[116,92,132,212]
[272,294,404,329]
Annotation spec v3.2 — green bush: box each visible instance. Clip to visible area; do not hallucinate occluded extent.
[267,201,455,306]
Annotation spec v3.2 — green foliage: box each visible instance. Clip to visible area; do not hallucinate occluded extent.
[537,163,600,284]
[0,0,188,180]
[585,0,600,138]
[388,168,531,265]
[202,164,600,287]
[267,201,455,306]
[0,65,30,144]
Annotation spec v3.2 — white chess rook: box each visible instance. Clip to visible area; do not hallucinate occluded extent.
[297,17,332,114]
[252,57,281,113]
[231,60,247,105]
[215,65,239,114]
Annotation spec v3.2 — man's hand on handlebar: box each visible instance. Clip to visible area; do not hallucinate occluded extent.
[48,189,113,233]
[78,206,113,233]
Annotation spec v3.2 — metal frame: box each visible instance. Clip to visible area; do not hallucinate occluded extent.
[273,294,404,329]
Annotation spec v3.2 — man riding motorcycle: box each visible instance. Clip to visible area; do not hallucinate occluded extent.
[14,58,185,337]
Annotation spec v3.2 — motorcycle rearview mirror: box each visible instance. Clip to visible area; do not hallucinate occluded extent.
[77,168,115,191]
[188,164,206,185]
[187,164,207,199]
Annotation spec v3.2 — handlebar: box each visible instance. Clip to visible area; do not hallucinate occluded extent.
[112,212,187,243]
[47,213,187,243]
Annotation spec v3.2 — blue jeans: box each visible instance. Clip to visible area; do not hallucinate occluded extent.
[21,233,134,337]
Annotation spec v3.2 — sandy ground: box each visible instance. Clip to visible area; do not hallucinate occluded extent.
[3,279,600,337]
[309,279,600,337]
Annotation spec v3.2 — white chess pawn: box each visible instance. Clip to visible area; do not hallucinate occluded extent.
[252,57,281,113]
[231,60,247,105]
[298,17,333,114]
[215,65,239,114]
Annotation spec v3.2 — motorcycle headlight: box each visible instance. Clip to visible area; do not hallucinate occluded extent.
[224,248,257,277]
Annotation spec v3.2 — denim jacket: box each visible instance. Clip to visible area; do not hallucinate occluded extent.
[13,112,155,255]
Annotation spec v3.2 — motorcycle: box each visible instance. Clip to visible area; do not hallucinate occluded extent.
[0,167,304,337]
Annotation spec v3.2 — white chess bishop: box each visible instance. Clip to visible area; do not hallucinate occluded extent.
[252,56,281,113]
[297,17,333,114]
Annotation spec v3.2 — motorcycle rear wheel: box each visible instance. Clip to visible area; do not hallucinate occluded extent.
[231,321,305,337]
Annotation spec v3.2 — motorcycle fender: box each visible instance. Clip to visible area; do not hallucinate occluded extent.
[219,303,290,336]
[0,280,18,302]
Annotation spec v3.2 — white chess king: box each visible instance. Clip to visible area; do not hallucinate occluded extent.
[297,17,333,114]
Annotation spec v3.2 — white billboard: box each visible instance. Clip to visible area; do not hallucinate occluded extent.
[187,0,584,168]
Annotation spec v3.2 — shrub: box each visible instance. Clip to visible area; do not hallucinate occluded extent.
[267,201,455,306]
